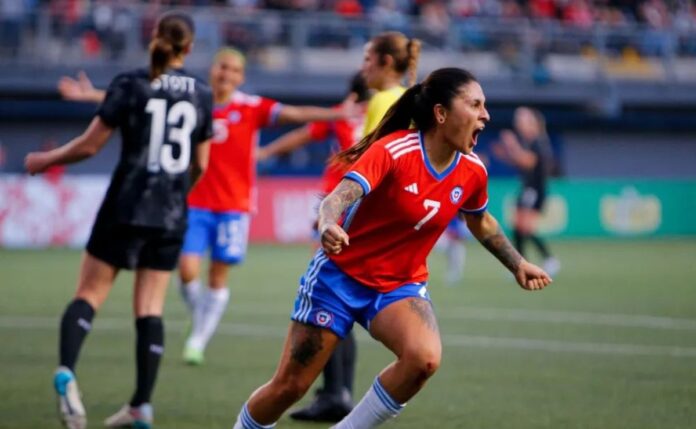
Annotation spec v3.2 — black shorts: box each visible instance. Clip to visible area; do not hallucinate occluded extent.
[516,187,546,211]
[86,221,184,271]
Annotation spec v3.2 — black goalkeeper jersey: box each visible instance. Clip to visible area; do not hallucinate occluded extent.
[520,137,552,193]
[94,67,213,232]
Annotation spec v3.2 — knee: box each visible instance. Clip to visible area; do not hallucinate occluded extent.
[208,263,230,289]
[401,345,442,380]
[178,256,200,283]
[179,266,197,283]
[270,375,313,404]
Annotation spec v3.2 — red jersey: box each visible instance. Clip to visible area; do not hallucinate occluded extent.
[329,130,488,292]
[188,91,282,212]
[307,106,365,194]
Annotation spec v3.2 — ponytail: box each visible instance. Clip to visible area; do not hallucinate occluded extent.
[148,12,195,81]
[150,38,174,80]
[371,32,421,85]
[405,38,421,87]
[336,84,422,165]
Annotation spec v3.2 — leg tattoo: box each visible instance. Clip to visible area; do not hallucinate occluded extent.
[291,324,325,367]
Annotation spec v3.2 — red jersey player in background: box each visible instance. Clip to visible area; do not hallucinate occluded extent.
[57,47,356,366]
[257,72,369,202]
[230,68,552,429]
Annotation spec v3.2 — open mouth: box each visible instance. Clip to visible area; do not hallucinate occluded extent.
[471,127,484,146]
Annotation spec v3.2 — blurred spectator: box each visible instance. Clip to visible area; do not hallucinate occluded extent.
[0,0,28,57]
[335,0,364,17]
[639,0,673,56]
[4,0,696,72]
[370,0,409,31]
[528,0,557,20]
[0,141,6,172]
[419,0,450,45]
[500,0,524,18]
[562,0,595,28]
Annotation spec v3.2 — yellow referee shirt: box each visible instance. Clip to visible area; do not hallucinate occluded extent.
[362,85,406,137]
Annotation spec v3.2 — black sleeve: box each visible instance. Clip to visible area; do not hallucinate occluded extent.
[96,74,131,128]
[197,85,214,144]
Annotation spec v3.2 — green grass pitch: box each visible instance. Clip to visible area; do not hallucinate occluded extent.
[1,240,695,428]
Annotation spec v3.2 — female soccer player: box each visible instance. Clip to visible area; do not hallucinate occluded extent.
[286,31,422,422]
[230,67,552,429]
[256,72,369,420]
[57,47,356,367]
[26,13,212,429]
[178,47,359,366]
[493,106,560,276]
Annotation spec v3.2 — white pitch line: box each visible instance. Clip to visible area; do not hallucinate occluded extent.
[225,303,696,331]
[1,316,696,358]
[437,307,696,331]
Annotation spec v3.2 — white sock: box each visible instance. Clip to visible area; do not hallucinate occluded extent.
[185,287,230,351]
[179,278,201,313]
[332,378,405,429]
[232,403,276,429]
[445,239,466,285]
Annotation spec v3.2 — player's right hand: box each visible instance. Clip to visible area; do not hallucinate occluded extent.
[320,223,349,254]
[24,152,50,175]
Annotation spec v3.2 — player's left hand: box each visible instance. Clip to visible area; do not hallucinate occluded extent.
[514,260,552,291]
[24,152,52,175]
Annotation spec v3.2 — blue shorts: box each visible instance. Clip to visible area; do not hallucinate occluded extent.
[291,251,432,338]
[181,208,250,264]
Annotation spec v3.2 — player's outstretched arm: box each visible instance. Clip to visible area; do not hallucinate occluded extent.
[464,211,552,291]
[317,178,364,255]
[25,117,113,175]
[276,93,358,125]
[58,71,106,104]
[257,126,312,161]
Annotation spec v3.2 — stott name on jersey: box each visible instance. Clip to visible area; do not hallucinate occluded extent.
[151,74,196,94]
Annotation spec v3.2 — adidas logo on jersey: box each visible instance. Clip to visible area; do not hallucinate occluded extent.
[404,183,419,194]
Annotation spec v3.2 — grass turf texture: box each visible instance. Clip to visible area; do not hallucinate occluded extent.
[1,240,695,429]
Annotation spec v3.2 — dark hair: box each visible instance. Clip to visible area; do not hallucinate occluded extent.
[348,72,369,103]
[150,12,195,80]
[336,68,478,164]
[371,32,421,86]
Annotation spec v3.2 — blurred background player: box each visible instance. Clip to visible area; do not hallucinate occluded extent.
[58,46,357,367]
[493,106,560,276]
[278,31,422,422]
[26,12,212,429]
[438,214,470,285]
[230,67,551,429]
[257,72,370,215]
[177,47,358,365]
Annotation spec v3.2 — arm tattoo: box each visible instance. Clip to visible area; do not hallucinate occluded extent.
[479,225,522,273]
[290,324,324,367]
[408,299,439,333]
[318,179,364,228]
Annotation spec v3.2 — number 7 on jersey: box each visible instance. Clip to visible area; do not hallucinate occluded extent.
[414,199,441,230]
